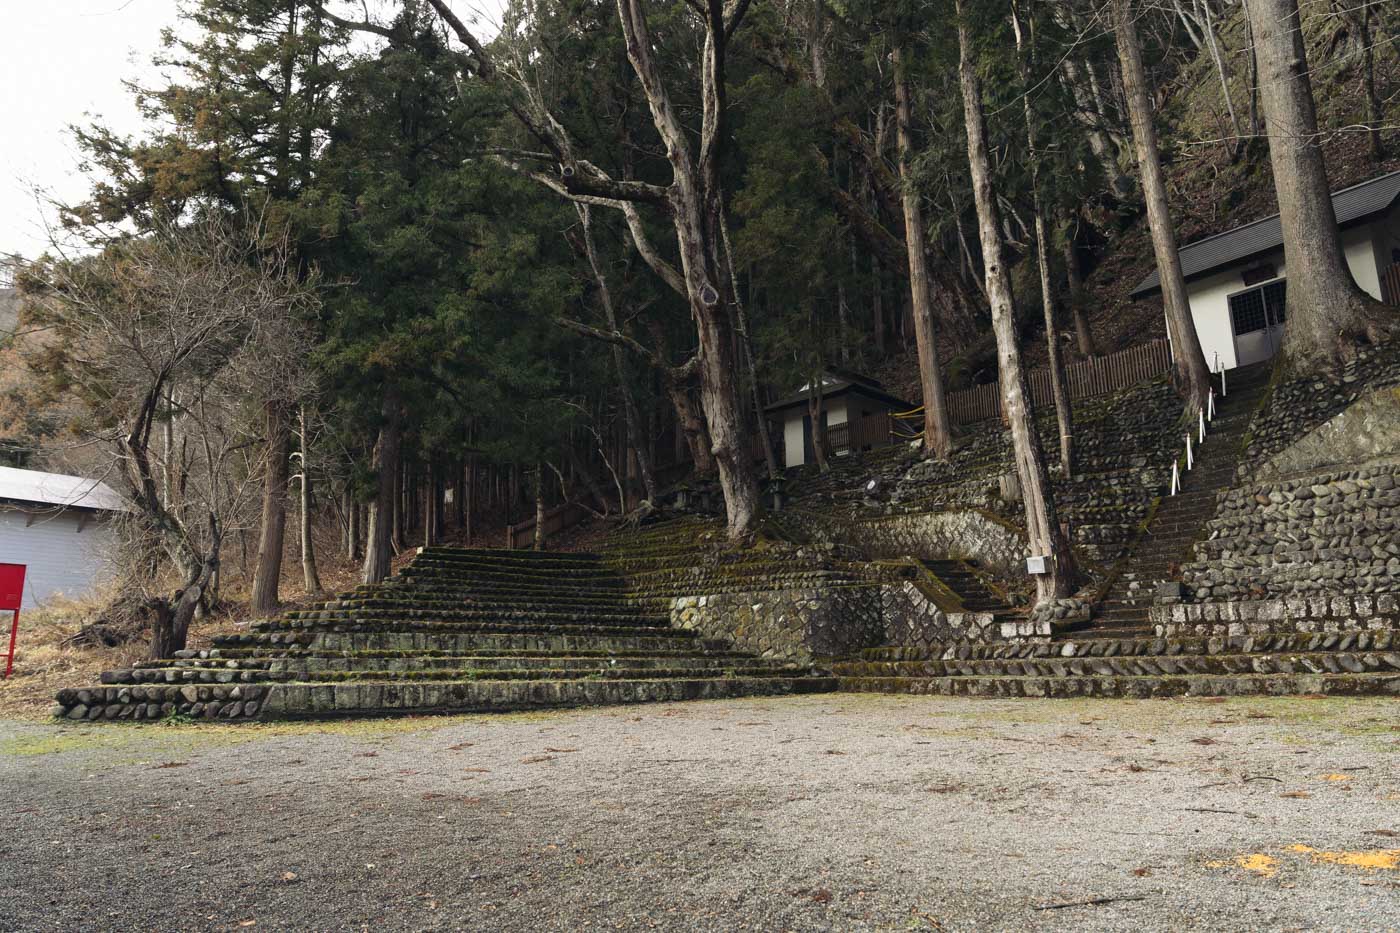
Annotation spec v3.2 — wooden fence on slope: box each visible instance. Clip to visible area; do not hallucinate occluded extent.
[945,337,1174,425]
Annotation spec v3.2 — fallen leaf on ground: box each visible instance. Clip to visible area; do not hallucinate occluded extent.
[1320,774,1352,782]
[520,755,555,764]
[153,762,188,769]
[1131,867,1152,877]
[544,747,579,753]
[279,872,298,883]
[1280,791,1311,799]
[448,742,474,751]
[1190,738,1218,746]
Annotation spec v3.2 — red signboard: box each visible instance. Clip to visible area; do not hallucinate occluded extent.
[0,563,24,679]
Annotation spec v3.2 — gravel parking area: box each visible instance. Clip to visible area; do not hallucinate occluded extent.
[4,693,1398,931]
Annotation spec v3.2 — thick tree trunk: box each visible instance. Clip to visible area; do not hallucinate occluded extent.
[892,45,954,460]
[1248,0,1396,369]
[666,380,716,474]
[150,557,214,660]
[957,1,1075,605]
[249,403,290,615]
[1012,2,1075,478]
[362,387,401,585]
[1112,0,1212,414]
[297,406,324,599]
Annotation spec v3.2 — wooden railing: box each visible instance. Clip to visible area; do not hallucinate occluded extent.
[946,337,1174,425]
[506,500,595,549]
[1383,262,1400,306]
[826,411,895,453]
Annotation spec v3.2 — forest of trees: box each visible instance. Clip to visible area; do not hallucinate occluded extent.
[4,0,1396,652]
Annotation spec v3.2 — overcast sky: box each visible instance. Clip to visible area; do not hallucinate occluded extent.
[0,1,501,266]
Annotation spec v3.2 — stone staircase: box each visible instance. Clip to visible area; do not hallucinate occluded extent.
[1085,362,1273,636]
[917,559,1018,623]
[52,547,836,722]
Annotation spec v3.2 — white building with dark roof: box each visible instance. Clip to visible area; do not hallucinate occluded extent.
[0,466,124,606]
[1129,170,1400,371]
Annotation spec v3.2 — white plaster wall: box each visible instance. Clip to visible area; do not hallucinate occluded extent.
[1184,222,1390,370]
[1342,224,1383,300]
[0,508,116,606]
[783,413,805,469]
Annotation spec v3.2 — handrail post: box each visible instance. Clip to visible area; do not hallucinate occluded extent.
[1185,433,1193,471]
[1170,459,1180,496]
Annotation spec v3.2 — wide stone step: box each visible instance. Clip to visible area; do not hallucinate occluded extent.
[128,653,784,674]
[837,671,1400,698]
[862,629,1398,661]
[105,661,812,686]
[418,547,604,564]
[832,650,1400,679]
[53,675,840,721]
[257,675,840,718]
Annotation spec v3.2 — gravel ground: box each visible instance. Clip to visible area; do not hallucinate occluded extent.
[4,693,1398,932]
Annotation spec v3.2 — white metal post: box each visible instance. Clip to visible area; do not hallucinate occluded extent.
[1199,408,1206,443]
[1185,434,1193,470]
[1170,460,1180,496]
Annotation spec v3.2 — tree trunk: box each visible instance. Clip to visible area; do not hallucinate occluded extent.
[720,211,780,480]
[297,405,324,599]
[249,402,290,615]
[1012,3,1075,478]
[1060,212,1099,356]
[345,487,360,561]
[423,460,437,548]
[807,374,830,473]
[666,380,716,474]
[1112,0,1212,414]
[1354,1,1384,162]
[892,44,954,460]
[575,204,660,504]
[1196,0,1243,159]
[1248,0,1396,369]
[362,387,401,585]
[150,556,214,660]
[957,1,1075,605]
[533,464,546,551]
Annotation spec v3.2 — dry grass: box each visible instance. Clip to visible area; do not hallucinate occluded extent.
[0,593,249,720]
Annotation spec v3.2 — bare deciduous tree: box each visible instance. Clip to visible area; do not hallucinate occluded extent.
[19,214,316,657]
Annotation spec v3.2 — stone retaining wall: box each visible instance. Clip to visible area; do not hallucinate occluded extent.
[671,583,1045,661]
[1149,594,1400,637]
[1181,461,1400,600]
[792,509,1028,580]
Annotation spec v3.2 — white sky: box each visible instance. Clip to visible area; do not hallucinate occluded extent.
[0,1,503,265]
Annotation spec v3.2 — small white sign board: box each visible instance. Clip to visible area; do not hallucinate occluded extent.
[1025,555,1048,575]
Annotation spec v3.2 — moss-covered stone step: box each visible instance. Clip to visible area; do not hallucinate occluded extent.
[189,646,755,661]
[280,607,664,628]
[417,547,604,564]
[246,619,686,642]
[121,653,790,676]
[832,650,1400,680]
[220,629,710,655]
[257,675,839,718]
[860,629,1398,662]
[103,662,811,686]
[838,672,1400,698]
